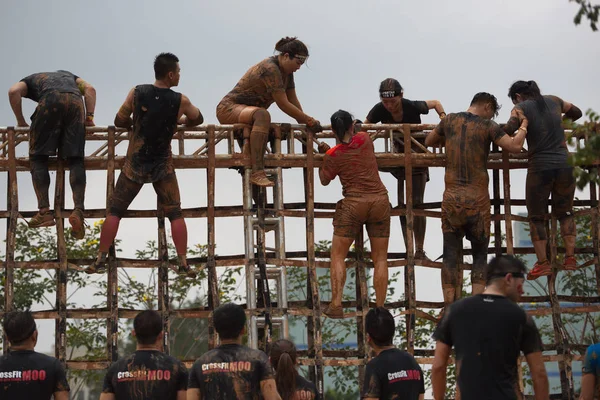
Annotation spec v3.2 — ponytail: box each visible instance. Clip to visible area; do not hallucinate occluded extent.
[270,339,298,400]
[330,110,354,143]
[508,80,547,112]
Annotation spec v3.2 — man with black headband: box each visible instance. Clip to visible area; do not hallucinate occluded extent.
[0,311,70,399]
[431,255,549,400]
[364,78,446,261]
[362,307,424,400]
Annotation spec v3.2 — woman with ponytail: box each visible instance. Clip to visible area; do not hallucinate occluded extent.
[504,80,583,279]
[269,339,320,400]
[217,37,322,187]
[318,110,391,318]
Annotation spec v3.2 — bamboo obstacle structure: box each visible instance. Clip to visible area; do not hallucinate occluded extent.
[0,122,599,398]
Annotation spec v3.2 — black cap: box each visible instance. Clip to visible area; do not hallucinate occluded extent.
[379,78,403,98]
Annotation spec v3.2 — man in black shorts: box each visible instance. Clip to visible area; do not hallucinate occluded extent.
[432,255,549,400]
[84,53,203,277]
[0,311,70,400]
[361,307,424,400]
[188,303,281,400]
[100,310,188,400]
[365,78,446,260]
[8,70,96,239]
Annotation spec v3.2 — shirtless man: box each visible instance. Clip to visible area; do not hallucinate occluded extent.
[8,70,96,239]
[365,78,446,260]
[217,37,321,187]
[85,53,203,277]
[425,92,527,305]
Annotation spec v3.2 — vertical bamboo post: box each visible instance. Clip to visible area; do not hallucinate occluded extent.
[157,198,170,353]
[492,144,502,256]
[106,126,119,362]
[502,150,513,255]
[2,127,18,354]
[54,158,67,363]
[403,124,416,355]
[354,229,368,392]
[304,127,324,394]
[206,125,219,348]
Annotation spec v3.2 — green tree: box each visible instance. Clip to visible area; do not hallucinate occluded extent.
[571,0,600,30]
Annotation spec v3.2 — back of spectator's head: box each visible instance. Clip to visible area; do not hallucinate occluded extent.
[213,303,246,339]
[365,307,395,347]
[3,311,37,346]
[133,310,163,345]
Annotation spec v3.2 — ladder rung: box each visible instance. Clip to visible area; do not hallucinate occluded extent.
[256,316,285,326]
[251,217,280,225]
[254,267,282,279]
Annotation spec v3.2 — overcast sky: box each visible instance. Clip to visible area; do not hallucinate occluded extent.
[1,0,598,352]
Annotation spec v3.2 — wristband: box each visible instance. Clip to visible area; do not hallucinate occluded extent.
[518,126,527,131]
[439,112,446,118]
[86,115,94,121]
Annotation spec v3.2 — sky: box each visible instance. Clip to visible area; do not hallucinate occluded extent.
[0,0,599,354]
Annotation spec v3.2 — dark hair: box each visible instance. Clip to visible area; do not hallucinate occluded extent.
[470,92,501,117]
[133,310,162,345]
[275,37,309,59]
[508,80,547,112]
[270,339,298,400]
[3,311,36,345]
[485,255,528,284]
[330,110,354,142]
[379,78,403,98]
[365,307,395,347]
[213,303,246,339]
[154,52,180,80]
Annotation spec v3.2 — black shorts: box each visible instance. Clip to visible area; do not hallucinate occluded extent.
[526,168,575,220]
[29,92,85,158]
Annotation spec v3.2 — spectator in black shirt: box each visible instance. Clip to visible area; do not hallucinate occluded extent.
[364,78,446,261]
[432,255,549,400]
[188,303,280,400]
[0,311,69,400]
[100,310,188,400]
[269,339,320,400]
[361,307,424,400]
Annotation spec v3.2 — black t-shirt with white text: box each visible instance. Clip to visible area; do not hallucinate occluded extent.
[0,350,69,399]
[102,350,188,400]
[361,348,424,399]
[433,294,543,400]
[189,343,275,400]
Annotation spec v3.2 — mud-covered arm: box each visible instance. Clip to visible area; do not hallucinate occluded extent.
[286,87,303,111]
[114,88,135,129]
[76,77,96,126]
[562,100,583,122]
[425,122,445,147]
[260,379,282,400]
[7,81,28,127]
[503,106,528,135]
[178,94,204,126]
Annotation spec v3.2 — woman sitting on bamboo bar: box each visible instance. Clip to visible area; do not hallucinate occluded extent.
[318,110,390,319]
[216,36,322,187]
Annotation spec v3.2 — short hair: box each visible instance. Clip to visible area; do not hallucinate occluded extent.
[213,303,246,339]
[485,255,528,284]
[154,52,179,80]
[3,311,37,345]
[365,307,395,346]
[470,92,501,117]
[133,310,162,345]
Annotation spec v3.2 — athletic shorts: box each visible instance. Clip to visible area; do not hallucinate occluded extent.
[109,172,182,221]
[333,194,391,238]
[29,92,85,158]
[216,101,261,125]
[441,201,490,243]
[526,167,575,220]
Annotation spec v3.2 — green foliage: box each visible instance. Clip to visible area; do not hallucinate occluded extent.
[568,110,600,189]
[571,0,600,30]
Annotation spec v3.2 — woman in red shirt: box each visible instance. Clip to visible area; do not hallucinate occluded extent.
[319,110,391,318]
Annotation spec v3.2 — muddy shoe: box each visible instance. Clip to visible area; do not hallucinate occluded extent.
[414,250,431,262]
[562,256,578,271]
[69,208,85,240]
[323,304,344,319]
[84,259,107,274]
[28,211,56,228]
[250,171,274,187]
[178,264,197,279]
[527,260,552,280]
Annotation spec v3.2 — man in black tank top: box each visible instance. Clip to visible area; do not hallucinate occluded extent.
[503,80,583,280]
[361,307,424,400]
[84,53,204,278]
[0,311,70,400]
[100,310,188,400]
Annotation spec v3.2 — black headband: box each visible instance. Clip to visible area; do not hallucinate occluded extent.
[380,90,399,98]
